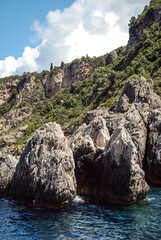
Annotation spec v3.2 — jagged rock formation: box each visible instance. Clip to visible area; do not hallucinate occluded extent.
[95,127,149,204]
[8,122,76,209]
[72,77,161,204]
[0,155,18,197]
[71,117,110,195]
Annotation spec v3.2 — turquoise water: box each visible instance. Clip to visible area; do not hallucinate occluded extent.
[0,188,161,240]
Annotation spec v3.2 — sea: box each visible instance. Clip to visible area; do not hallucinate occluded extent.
[0,188,161,240]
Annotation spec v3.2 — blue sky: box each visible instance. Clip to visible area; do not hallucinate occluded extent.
[0,0,74,59]
[0,0,150,77]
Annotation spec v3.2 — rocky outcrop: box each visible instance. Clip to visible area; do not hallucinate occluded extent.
[45,59,104,98]
[94,127,149,204]
[71,116,110,195]
[0,155,18,197]
[146,109,161,185]
[0,78,19,105]
[127,3,161,49]
[8,122,76,209]
[71,116,110,156]
[116,77,161,113]
[73,76,161,204]
[106,50,118,65]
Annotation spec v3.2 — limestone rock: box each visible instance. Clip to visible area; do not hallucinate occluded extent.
[123,103,149,168]
[71,116,110,196]
[127,5,161,50]
[146,109,161,185]
[76,127,149,204]
[71,116,110,154]
[116,77,161,113]
[106,50,118,65]
[96,127,149,204]
[45,60,104,98]
[83,108,110,125]
[0,155,18,197]
[8,122,76,209]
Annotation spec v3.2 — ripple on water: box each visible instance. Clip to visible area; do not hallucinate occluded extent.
[0,189,161,239]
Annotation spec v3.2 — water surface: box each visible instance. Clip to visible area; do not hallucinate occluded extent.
[0,188,161,239]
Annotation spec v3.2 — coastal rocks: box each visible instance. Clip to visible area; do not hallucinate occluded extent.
[71,116,110,195]
[73,76,161,204]
[95,127,149,204]
[71,116,110,155]
[146,109,161,185]
[0,155,18,197]
[8,122,76,209]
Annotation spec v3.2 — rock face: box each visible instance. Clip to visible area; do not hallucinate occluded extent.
[72,77,161,205]
[95,128,149,204]
[45,59,104,98]
[71,116,110,195]
[0,155,18,197]
[146,109,161,185]
[127,4,161,49]
[8,122,76,209]
[116,77,161,113]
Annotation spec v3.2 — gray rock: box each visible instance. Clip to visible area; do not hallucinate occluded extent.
[8,122,76,209]
[0,155,18,197]
[116,77,161,113]
[71,116,110,195]
[71,116,110,155]
[146,109,161,185]
[78,127,149,204]
[106,51,118,65]
[96,127,149,204]
[74,127,149,204]
[123,103,149,168]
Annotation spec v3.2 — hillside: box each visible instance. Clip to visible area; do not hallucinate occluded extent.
[0,0,161,160]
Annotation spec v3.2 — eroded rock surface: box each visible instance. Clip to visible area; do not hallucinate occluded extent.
[73,77,161,205]
[71,116,110,195]
[95,127,149,204]
[0,155,18,197]
[8,122,76,209]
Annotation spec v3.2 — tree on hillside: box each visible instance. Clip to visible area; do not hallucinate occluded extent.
[50,63,54,71]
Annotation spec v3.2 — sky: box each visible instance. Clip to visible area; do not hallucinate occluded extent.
[0,0,150,78]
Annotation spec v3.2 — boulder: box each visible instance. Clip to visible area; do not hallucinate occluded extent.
[146,109,161,185]
[8,122,76,209]
[0,155,18,197]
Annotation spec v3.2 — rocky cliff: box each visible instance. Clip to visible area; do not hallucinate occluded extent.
[45,57,105,98]
[127,0,161,49]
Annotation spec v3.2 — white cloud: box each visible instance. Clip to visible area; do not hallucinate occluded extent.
[0,0,150,77]
[0,46,39,77]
